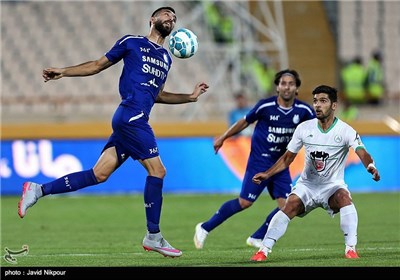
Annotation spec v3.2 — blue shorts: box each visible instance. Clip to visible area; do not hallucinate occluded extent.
[102,104,159,166]
[239,165,292,202]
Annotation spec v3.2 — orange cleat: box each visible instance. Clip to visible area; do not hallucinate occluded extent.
[250,250,267,262]
[345,249,359,259]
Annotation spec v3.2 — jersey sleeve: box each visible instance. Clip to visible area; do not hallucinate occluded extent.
[245,99,263,124]
[105,35,130,63]
[298,100,316,121]
[306,105,316,120]
[347,126,365,151]
[287,122,304,153]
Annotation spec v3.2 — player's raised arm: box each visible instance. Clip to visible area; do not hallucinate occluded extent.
[42,55,114,82]
[156,82,209,104]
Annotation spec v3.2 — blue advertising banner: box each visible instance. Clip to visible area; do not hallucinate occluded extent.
[1,136,398,195]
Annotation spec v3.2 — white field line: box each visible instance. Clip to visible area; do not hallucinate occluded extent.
[22,246,399,258]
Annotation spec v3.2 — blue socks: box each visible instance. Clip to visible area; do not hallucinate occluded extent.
[144,176,163,233]
[202,198,243,232]
[41,172,164,235]
[42,169,98,195]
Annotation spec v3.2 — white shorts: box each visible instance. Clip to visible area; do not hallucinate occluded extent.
[290,182,351,217]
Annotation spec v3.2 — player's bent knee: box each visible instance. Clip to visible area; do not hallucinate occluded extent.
[239,198,253,209]
[95,174,109,183]
[150,168,166,178]
[334,189,352,203]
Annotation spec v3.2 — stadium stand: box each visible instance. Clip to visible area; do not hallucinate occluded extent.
[1,1,399,136]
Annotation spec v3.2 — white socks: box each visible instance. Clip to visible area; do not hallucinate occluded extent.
[261,210,291,251]
[340,204,358,247]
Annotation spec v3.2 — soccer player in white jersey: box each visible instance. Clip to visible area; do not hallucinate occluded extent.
[18,7,209,258]
[250,84,380,261]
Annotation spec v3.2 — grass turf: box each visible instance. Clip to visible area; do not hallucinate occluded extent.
[1,192,399,272]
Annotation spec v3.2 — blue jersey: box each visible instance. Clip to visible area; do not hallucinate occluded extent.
[246,95,315,164]
[239,95,315,202]
[102,35,173,162]
[105,35,173,119]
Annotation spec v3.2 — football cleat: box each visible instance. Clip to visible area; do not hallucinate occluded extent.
[142,232,182,258]
[246,237,263,249]
[345,248,360,259]
[250,250,268,262]
[193,223,208,249]
[18,182,43,218]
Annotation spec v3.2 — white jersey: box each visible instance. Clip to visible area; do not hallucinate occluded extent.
[287,117,365,186]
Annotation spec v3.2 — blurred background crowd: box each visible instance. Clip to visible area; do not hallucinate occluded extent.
[1,0,399,126]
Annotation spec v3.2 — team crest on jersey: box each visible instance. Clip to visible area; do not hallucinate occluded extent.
[310,151,329,172]
[292,114,300,124]
[163,53,169,63]
[334,135,342,143]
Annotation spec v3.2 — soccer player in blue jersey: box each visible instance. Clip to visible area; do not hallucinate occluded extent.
[194,69,315,249]
[18,6,209,258]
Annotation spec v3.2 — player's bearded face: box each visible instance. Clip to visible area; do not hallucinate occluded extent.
[154,19,173,38]
[313,96,334,120]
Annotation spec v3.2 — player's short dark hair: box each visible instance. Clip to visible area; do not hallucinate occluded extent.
[274,69,301,87]
[312,85,338,102]
[150,7,176,27]
[151,6,175,17]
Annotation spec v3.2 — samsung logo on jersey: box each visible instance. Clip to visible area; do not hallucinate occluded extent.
[142,56,169,71]
[268,127,296,134]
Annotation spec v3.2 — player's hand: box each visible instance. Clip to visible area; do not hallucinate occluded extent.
[43,68,63,82]
[213,136,224,154]
[190,82,209,100]
[367,165,380,181]
[252,172,268,185]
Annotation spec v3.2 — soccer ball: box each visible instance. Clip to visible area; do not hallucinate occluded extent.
[168,28,198,59]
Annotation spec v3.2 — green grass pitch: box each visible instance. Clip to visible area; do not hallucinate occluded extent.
[1,192,399,271]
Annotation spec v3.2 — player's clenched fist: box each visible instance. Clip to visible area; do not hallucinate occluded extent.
[252,172,268,185]
[43,68,63,82]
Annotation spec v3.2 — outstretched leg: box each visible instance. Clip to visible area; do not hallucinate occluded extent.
[18,146,118,218]
[18,169,99,218]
